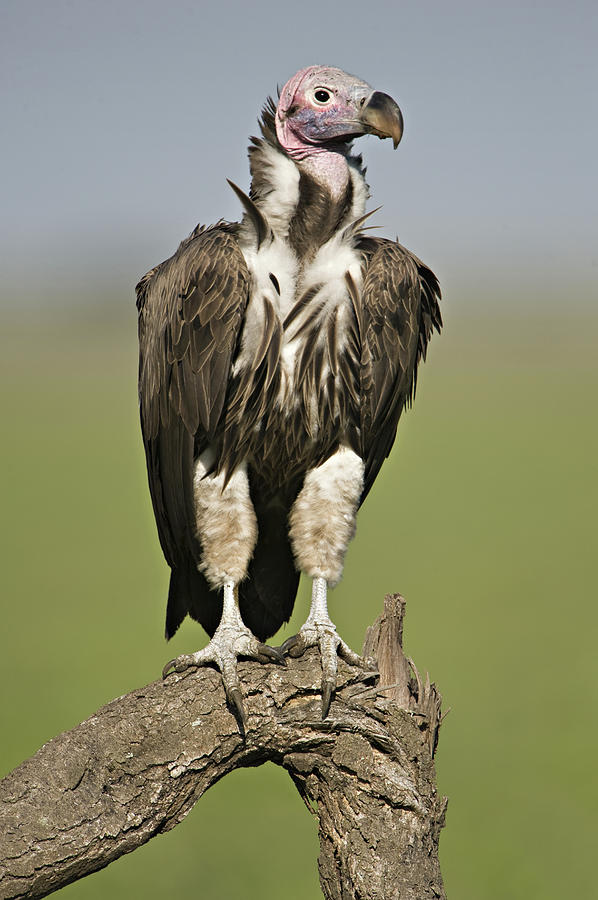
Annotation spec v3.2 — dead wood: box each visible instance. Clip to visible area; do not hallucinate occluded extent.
[0,595,447,900]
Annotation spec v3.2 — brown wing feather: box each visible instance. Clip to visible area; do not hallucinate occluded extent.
[356,238,441,500]
[136,224,250,622]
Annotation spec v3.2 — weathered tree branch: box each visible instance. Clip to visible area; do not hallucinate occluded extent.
[0,595,447,900]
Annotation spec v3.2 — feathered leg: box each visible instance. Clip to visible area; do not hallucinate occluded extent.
[285,448,376,717]
[163,455,284,731]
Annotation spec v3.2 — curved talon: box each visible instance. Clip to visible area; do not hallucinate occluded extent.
[319,629,339,716]
[280,633,306,658]
[200,639,247,732]
[160,581,286,735]
[162,654,199,678]
[282,615,373,717]
[227,686,247,735]
[219,654,249,733]
[321,680,334,719]
[162,659,177,679]
[256,643,287,665]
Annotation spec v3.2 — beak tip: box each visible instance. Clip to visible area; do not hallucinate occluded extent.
[361,91,403,151]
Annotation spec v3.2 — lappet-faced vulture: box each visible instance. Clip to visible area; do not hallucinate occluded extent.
[136,65,441,727]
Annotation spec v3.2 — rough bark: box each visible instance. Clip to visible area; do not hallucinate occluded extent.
[0,595,447,900]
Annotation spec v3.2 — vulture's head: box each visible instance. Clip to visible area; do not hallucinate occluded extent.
[275,65,403,158]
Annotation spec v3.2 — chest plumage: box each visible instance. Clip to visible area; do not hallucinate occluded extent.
[215,130,373,489]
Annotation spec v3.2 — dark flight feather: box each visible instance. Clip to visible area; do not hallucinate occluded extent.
[355,237,441,500]
[137,224,251,635]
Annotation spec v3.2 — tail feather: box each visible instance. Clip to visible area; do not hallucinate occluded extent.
[165,561,221,639]
[239,498,300,641]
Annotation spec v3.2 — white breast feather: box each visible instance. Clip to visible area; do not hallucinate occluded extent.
[236,156,366,415]
[235,238,298,375]
[279,235,363,410]
[302,234,363,298]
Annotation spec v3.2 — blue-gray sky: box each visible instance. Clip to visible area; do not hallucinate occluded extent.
[1,0,596,308]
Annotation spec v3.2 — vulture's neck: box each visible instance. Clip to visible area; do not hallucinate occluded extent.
[246,109,369,259]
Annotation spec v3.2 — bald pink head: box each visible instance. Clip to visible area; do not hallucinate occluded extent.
[275,65,403,159]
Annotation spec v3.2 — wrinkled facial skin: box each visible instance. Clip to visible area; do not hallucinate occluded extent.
[277,66,374,150]
[275,66,403,159]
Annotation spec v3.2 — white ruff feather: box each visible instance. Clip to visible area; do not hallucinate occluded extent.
[347,157,370,219]
[252,143,300,236]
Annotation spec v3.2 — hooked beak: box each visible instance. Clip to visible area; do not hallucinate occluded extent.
[360,91,403,148]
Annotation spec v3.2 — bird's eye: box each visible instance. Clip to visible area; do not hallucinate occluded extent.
[314,89,331,104]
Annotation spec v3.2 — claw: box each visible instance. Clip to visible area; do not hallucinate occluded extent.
[288,576,374,717]
[321,680,334,719]
[160,580,282,734]
[162,659,177,679]
[227,686,247,735]
[319,628,339,715]
[284,622,370,717]
[162,653,199,679]
[257,643,287,665]
[280,633,306,658]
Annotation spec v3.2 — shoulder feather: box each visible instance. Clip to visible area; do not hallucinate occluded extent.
[356,237,441,499]
[137,223,250,439]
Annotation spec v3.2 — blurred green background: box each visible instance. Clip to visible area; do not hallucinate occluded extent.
[1,297,596,899]
[2,1,597,897]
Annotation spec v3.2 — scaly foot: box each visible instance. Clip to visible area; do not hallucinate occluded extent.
[281,577,376,717]
[162,582,285,731]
